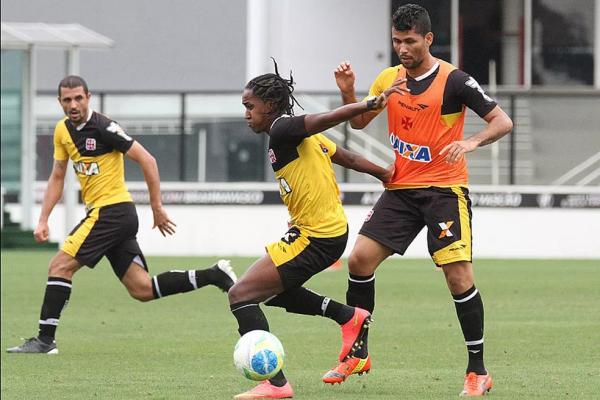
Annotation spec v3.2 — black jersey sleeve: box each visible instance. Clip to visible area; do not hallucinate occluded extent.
[446,70,497,118]
[268,115,308,146]
[97,114,135,153]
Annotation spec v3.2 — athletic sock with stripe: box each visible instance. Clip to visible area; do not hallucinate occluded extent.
[230,300,287,387]
[453,285,486,374]
[38,277,72,343]
[265,286,354,325]
[150,267,223,298]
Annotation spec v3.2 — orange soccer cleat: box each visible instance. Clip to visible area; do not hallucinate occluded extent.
[459,372,493,397]
[234,380,294,400]
[322,355,371,384]
[338,307,372,361]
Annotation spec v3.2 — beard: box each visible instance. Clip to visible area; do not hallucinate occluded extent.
[401,57,423,70]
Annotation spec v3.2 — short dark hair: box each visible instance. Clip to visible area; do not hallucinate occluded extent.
[58,75,89,97]
[392,3,431,35]
[245,58,302,117]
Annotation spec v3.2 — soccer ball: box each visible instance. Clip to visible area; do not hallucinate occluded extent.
[233,330,285,381]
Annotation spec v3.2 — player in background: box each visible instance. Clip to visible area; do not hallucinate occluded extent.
[229,60,404,400]
[6,75,237,354]
[326,4,513,396]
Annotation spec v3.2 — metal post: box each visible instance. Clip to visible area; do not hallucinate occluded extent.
[179,92,186,181]
[246,0,269,81]
[523,0,532,88]
[20,45,36,230]
[197,128,207,182]
[501,0,521,86]
[64,47,80,233]
[595,0,600,89]
[450,0,460,67]
[509,95,517,185]
[99,91,105,114]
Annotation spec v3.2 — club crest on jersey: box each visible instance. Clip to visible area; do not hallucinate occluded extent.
[390,133,431,162]
[268,149,277,163]
[85,138,96,151]
[401,116,413,130]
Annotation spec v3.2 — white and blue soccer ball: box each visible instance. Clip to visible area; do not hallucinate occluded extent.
[233,330,285,381]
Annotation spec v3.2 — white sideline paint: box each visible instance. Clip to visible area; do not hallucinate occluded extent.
[5,203,599,259]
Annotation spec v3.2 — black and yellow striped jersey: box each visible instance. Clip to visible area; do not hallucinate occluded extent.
[268,115,347,238]
[53,111,134,209]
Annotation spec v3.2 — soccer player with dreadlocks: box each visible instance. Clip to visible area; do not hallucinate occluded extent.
[228,60,407,399]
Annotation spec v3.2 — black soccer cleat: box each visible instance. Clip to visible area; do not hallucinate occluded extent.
[6,337,59,354]
[208,259,237,292]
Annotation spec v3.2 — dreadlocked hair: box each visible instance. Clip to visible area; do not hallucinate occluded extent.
[246,58,303,117]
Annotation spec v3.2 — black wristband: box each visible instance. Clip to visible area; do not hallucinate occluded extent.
[366,96,377,110]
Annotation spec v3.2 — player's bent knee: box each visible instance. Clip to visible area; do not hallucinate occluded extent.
[449,279,473,295]
[125,281,154,302]
[445,272,473,294]
[347,251,376,275]
[228,283,241,304]
[228,282,251,304]
[48,258,77,279]
[442,262,474,294]
[128,287,153,302]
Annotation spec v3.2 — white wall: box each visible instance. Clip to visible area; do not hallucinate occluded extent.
[2,0,390,92]
[7,203,599,260]
[250,0,390,92]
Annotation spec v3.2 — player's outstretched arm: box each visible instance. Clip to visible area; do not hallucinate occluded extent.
[305,76,409,135]
[126,141,176,236]
[331,147,394,183]
[333,61,377,130]
[334,61,410,130]
[303,95,384,135]
[303,79,406,136]
[34,159,68,243]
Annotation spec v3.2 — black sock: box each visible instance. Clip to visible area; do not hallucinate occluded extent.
[151,265,224,299]
[38,277,72,342]
[268,370,287,388]
[346,273,375,358]
[230,301,270,335]
[151,270,194,298]
[265,287,354,325]
[347,273,375,312]
[230,301,287,387]
[453,285,486,375]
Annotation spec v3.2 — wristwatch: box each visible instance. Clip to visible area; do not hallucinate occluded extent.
[365,96,378,110]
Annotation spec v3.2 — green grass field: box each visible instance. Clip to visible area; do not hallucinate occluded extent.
[1,251,599,399]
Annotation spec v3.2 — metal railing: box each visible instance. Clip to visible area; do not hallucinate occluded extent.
[552,152,600,186]
[21,88,600,186]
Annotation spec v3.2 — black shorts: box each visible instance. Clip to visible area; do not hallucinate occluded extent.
[359,187,472,266]
[61,202,147,279]
[266,226,348,290]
